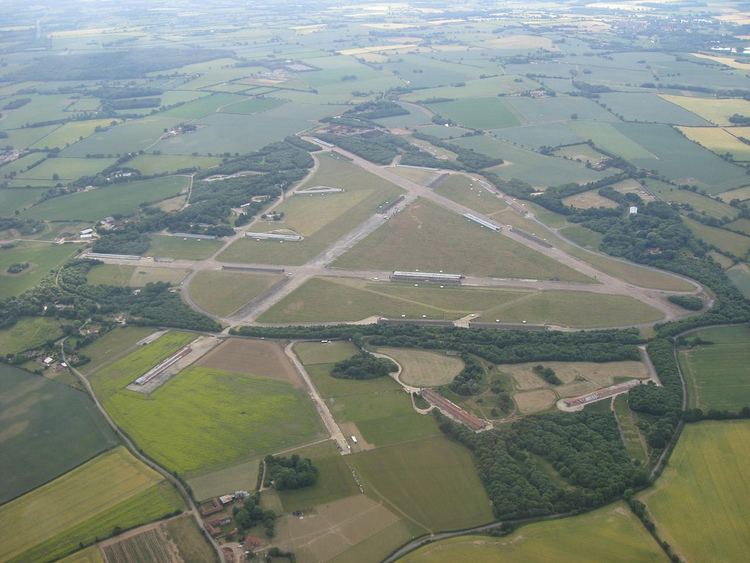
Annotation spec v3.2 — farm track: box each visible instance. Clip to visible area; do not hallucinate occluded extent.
[82,147,707,331]
[60,341,226,563]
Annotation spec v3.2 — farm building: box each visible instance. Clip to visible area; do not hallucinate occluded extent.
[463,213,501,232]
[79,228,94,235]
[245,231,303,241]
[391,271,463,284]
[629,206,639,215]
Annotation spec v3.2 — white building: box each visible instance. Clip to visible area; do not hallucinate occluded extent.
[629,206,638,215]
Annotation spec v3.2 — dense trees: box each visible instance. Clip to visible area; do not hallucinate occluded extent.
[667,295,703,311]
[438,410,648,519]
[233,495,275,537]
[331,351,397,379]
[628,339,683,449]
[234,324,642,365]
[264,455,319,490]
[533,364,562,385]
[449,354,485,395]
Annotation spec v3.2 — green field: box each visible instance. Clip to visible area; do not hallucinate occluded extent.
[86,264,189,287]
[0,364,118,503]
[401,501,666,562]
[727,263,750,298]
[90,333,324,477]
[351,436,494,533]
[259,277,528,324]
[61,116,182,157]
[679,325,750,411]
[640,421,750,562]
[599,92,710,126]
[0,241,79,298]
[145,234,224,259]
[12,157,116,185]
[457,134,609,187]
[477,289,663,328]
[78,326,156,375]
[646,179,739,220]
[260,277,662,328]
[0,316,64,355]
[59,546,103,563]
[188,458,261,501]
[613,395,648,464]
[426,97,521,129]
[219,96,288,114]
[127,154,222,175]
[432,173,507,215]
[23,176,189,221]
[0,447,183,563]
[187,270,282,316]
[30,119,118,150]
[305,358,439,448]
[294,340,359,365]
[0,188,42,214]
[683,216,750,258]
[334,199,590,281]
[274,440,360,512]
[218,154,403,265]
[559,224,604,250]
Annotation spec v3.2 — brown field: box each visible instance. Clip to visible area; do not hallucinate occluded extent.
[340,421,375,452]
[718,185,750,202]
[504,361,650,390]
[611,179,656,201]
[100,515,213,563]
[514,389,557,413]
[562,189,619,209]
[196,338,300,386]
[274,494,410,563]
[376,347,464,387]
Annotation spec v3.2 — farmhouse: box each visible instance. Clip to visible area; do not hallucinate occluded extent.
[391,270,463,284]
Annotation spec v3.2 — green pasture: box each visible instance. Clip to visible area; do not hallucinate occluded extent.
[0,241,79,298]
[61,117,181,157]
[23,176,189,221]
[127,154,222,175]
[683,216,750,258]
[306,361,439,447]
[0,316,64,355]
[294,340,359,365]
[402,75,540,102]
[679,325,750,411]
[640,421,750,563]
[1,125,60,150]
[478,289,664,328]
[351,436,494,533]
[219,154,403,265]
[0,364,117,504]
[275,440,360,512]
[145,234,223,259]
[402,501,666,563]
[506,95,615,125]
[78,326,156,375]
[12,157,115,185]
[599,92,710,125]
[90,333,324,477]
[333,199,591,281]
[219,96,288,115]
[86,264,188,287]
[433,173,507,215]
[456,135,609,186]
[0,94,74,130]
[646,180,739,220]
[491,122,585,150]
[30,119,118,150]
[188,270,282,316]
[615,123,749,193]
[0,447,183,563]
[426,97,520,129]
[727,263,750,298]
[613,395,648,464]
[0,188,42,214]
[0,153,47,178]
[160,92,246,119]
[260,277,534,324]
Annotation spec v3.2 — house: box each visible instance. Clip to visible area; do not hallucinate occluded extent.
[219,494,235,505]
[629,206,638,215]
[80,228,94,235]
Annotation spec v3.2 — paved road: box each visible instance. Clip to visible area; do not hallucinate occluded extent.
[80,147,707,330]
